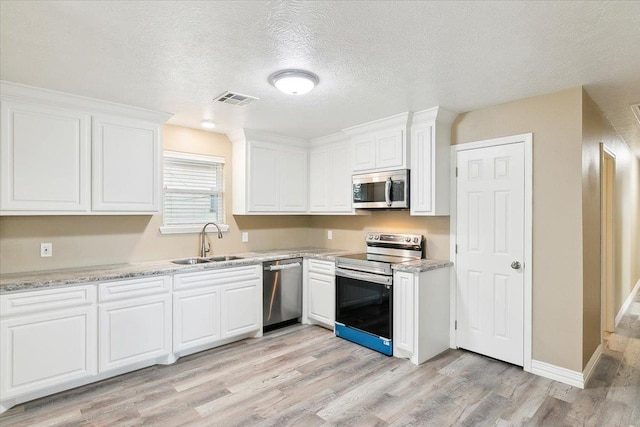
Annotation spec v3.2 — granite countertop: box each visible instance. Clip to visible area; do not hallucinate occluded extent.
[392,259,453,273]
[0,247,352,294]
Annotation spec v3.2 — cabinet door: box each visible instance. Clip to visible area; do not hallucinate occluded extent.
[329,144,353,212]
[173,287,220,353]
[280,148,308,212]
[221,279,261,339]
[393,272,414,355]
[307,272,335,328]
[99,294,171,373]
[0,306,97,399]
[92,115,160,212]
[248,143,279,212]
[410,123,435,215]
[309,149,329,212]
[376,129,404,169]
[0,100,90,212]
[352,134,376,172]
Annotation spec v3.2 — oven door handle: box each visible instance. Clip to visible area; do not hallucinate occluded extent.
[335,267,393,286]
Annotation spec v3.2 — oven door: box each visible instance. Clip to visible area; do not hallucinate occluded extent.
[335,267,393,348]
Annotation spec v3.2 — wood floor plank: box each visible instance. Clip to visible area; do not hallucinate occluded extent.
[1,313,638,427]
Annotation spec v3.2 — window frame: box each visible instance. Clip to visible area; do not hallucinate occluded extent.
[159,150,229,235]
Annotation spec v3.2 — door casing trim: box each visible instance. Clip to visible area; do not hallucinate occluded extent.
[449,133,533,372]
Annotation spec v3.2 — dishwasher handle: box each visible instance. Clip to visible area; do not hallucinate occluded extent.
[265,262,301,272]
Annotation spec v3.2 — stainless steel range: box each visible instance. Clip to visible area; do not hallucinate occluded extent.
[334,232,424,356]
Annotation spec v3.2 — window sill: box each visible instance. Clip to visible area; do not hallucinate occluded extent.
[159,224,230,235]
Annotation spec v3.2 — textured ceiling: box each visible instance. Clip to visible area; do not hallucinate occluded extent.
[1,1,639,155]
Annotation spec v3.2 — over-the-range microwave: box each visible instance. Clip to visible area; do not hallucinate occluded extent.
[352,169,410,209]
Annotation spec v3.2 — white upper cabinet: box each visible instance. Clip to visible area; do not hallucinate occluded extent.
[92,115,161,213]
[0,81,171,216]
[410,107,456,216]
[309,133,353,213]
[0,99,91,212]
[231,130,308,214]
[345,112,410,173]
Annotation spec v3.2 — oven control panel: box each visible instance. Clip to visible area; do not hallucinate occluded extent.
[365,232,423,248]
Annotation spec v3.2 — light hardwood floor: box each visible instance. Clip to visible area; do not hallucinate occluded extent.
[2,292,639,427]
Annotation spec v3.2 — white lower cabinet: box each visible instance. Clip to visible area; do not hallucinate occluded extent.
[304,259,335,329]
[173,264,262,356]
[0,285,97,409]
[393,267,451,365]
[98,276,172,373]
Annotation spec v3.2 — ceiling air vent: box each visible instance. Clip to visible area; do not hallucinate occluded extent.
[632,103,640,126]
[213,91,258,107]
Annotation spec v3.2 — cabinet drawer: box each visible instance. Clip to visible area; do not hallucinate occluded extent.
[308,259,335,275]
[0,285,96,318]
[174,265,261,291]
[98,276,171,302]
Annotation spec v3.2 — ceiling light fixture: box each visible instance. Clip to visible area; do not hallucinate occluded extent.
[269,69,319,95]
[201,120,216,129]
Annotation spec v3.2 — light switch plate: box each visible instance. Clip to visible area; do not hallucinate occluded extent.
[328,230,333,240]
[242,232,249,243]
[40,243,52,257]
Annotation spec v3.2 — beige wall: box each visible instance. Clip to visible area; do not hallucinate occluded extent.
[308,213,450,260]
[453,87,586,372]
[0,125,311,274]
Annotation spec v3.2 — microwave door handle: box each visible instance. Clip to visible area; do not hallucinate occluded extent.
[385,177,392,207]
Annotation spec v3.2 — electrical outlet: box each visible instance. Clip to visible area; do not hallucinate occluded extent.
[40,243,52,257]
[327,230,333,240]
[242,232,249,243]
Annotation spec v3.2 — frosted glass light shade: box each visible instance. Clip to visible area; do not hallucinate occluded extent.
[269,70,319,95]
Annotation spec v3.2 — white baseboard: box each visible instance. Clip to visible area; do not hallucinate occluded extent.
[531,343,603,389]
[582,344,603,387]
[531,360,584,388]
[615,279,640,327]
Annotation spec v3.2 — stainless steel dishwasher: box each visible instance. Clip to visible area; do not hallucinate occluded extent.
[263,258,303,331]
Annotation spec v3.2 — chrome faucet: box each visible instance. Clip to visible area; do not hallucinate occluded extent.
[200,222,223,257]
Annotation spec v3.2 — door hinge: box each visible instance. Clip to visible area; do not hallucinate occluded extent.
[455,244,458,254]
[455,320,458,330]
[455,167,458,177]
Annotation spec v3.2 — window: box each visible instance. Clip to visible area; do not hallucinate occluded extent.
[160,150,227,234]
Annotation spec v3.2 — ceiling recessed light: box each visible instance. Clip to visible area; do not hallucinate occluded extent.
[269,69,319,95]
[201,120,216,129]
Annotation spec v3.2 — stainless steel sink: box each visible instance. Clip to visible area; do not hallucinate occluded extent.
[206,255,244,262]
[171,257,212,265]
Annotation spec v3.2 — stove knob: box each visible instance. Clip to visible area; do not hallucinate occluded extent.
[413,237,419,243]
[375,235,380,240]
[367,234,373,240]
[405,237,411,242]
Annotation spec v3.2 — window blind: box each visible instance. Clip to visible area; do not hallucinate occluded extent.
[163,152,224,226]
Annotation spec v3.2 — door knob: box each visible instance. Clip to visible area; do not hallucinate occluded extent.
[511,261,521,270]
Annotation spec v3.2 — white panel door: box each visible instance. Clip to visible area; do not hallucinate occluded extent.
[280,148,308,212]
[456,142,525,366]
[309,149,329,211]
[0,100,90,212]
[99,294,171,373]
[411,123,435,214]
[329,144,353,212]
[307,272,335,327]
[375,129,404,169]
[0,306,97,399]
[393,271,415,355]
[221,280,261,339]
[248,143,279,211]
[92,115,160,212]
[352,135,376,171]
[173,287,220,353]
